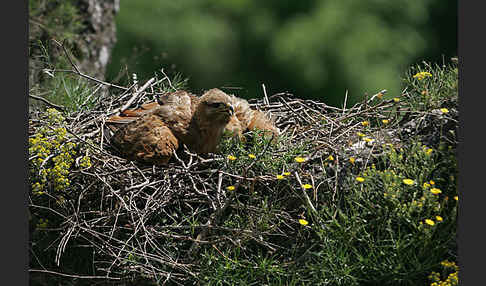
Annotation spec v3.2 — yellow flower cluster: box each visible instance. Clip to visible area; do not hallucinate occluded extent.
[29,108,92,194]
[441,260,459,270]
[36,218,48,229]
[298,219,309,226]
[276,172,291,180]
[428,260,459,286]
[294,156,307,163]
[46,108,65,123]
[430,188,442,195]
[79,155,92,168]
[362,137,374,143]
[413,71,432,80]
[402,178,415,185]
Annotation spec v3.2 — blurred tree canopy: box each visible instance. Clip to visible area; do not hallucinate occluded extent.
[106,0,456,107]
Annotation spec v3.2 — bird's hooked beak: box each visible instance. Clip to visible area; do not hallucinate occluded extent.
[227,104,234,116]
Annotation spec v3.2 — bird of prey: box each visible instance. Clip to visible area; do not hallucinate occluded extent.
[106,88,279,165]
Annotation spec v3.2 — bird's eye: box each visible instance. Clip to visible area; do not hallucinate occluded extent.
[208,102,222,108]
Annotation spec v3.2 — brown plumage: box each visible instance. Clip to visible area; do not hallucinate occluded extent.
[106,88,279,165]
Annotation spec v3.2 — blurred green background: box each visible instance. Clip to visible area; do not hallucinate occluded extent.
[106,0,456,107]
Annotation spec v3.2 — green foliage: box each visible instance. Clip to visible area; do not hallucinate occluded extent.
[29,0,84,44]
[29,0,85,70]
[48,73,100,112]
[107,0,456,106]
[218,129,309,176]
[195,61,458,285]
[29,57,458,284]
[402,62,458,111]
[29,0,90,111]
[428,260,459,286]
[29,108,91,195]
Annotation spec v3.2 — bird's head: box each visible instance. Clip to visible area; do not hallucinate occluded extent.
[198,89,235,123]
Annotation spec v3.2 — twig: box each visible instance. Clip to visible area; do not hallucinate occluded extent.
[29,94,65,111]
[262,83,269,105]
[29,269,121,280]
[119,77,156,113]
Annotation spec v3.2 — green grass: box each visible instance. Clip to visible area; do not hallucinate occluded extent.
[28,60,458,285]
[196,62,458,286]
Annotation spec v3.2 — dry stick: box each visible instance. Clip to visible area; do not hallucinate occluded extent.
[342,90,348,115]
[55,226,76,266]
[187,134,275,259]
[160,69,177,91]
[29,94,65,111]
[118,77,156,114]
[332,155,339,202]
[262,83,269,105]
[79,83,103,110]
[52,39,128,91]
[294,171,317,215]
[29,269,121,280]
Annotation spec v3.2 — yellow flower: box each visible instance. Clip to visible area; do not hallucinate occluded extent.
[294,157,307,163]
[299,219,309,226]
[248,154,256,159]
[227,155,237,161]
[440,108,449,114]
[413,71,432,80]
[226,186,235,191]
[454,196,458,201]
[363,137,374,143]
[425,148,433,155]
[356,177,365,183]
[302,184,313,189]
[327,155,334,161]
[423,182,431,189]
[356,132,366,137]
[430,188,442,195]
[402,179,415,185]
[429,180,435,185]
[393,97,400,103]
[425,219,435,226]
[382,119,389,125]
[349,157,355,164]
[276,175,285,180]
[283,172,291,176]
[436,216,443,222]
[361,121,370,127]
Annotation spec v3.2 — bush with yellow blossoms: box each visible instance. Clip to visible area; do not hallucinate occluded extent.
[29,108,92,194]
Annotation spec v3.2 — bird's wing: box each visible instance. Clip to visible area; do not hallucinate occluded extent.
[106,90,196,125]
[107,90,200,165]
[226,94,280,139]
[111,114,179,165]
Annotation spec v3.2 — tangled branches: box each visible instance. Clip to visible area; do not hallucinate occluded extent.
[28,57,458,285]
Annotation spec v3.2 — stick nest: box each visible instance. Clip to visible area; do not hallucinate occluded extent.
[28,68,458,285]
